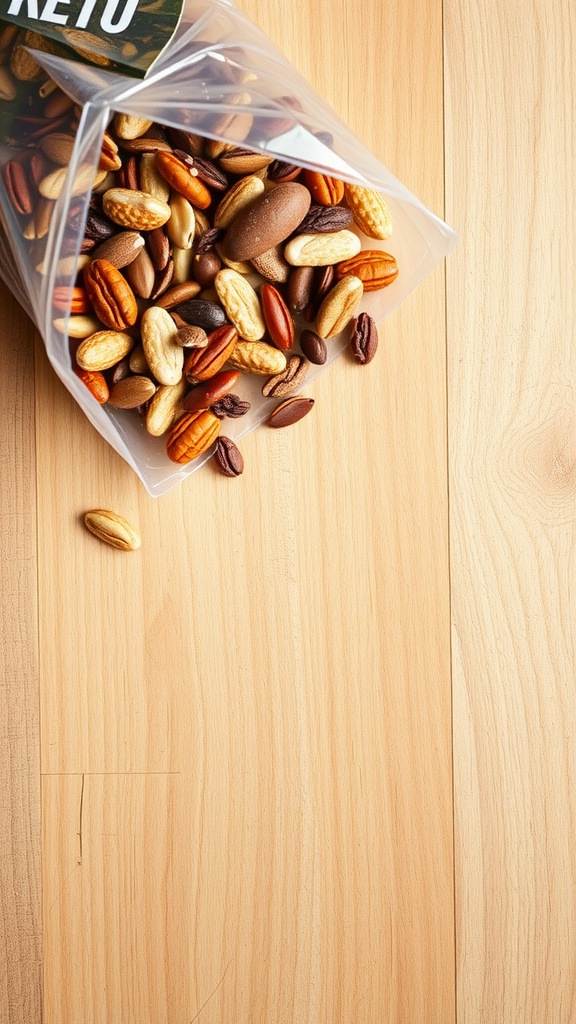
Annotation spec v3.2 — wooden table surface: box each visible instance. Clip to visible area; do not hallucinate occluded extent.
[1,0,574,1021]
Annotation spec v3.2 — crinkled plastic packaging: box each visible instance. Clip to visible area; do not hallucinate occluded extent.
[0,0,456,495]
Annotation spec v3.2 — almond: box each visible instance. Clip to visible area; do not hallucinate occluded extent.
[288,265,315,313]
[108,375,157,409]
[148,227,171,271]
[91,231,145,269]
[39,132,76,165]
[11,39,44,80]
[150,258,174,302]
[116,136,172,154]
[124,247,156,299]
[84,509,141,551]
[156,281,202,310]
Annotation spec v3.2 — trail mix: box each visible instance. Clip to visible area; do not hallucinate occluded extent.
[0,29,400,478]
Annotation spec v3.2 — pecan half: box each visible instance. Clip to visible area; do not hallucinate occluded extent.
[3,159,33,214]
[73,366,109,404]
[83,259,138,331]
[302,170,345,206]
[336,250,399,291]
[166,409,220,463]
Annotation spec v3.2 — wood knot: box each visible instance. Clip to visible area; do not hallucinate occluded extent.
[499,385,576,526]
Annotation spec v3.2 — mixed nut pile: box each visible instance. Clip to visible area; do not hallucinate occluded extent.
[1,27,399,486]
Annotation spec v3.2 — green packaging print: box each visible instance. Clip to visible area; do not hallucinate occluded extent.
[0,0,183,77]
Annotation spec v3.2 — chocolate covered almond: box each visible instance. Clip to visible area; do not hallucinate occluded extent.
[222,182,311,263]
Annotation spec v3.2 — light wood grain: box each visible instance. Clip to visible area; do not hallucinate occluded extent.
[0,287,43,1023]
[34,0,454,1020]
[4,1,575,1020]
[445,0,576,1021]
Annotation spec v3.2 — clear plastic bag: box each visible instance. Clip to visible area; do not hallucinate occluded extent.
[0,0,456,495]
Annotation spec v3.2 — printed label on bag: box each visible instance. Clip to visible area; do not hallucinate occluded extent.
[0,0,184,77]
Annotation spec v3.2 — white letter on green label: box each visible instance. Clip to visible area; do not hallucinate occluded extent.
[74,0,99,29]
[100,0,139,34]
[40,0,70,24]
[6,0,39,16]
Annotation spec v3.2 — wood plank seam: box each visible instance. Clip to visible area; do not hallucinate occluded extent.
[0,305,43,1024]
[441,5,459,1024]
